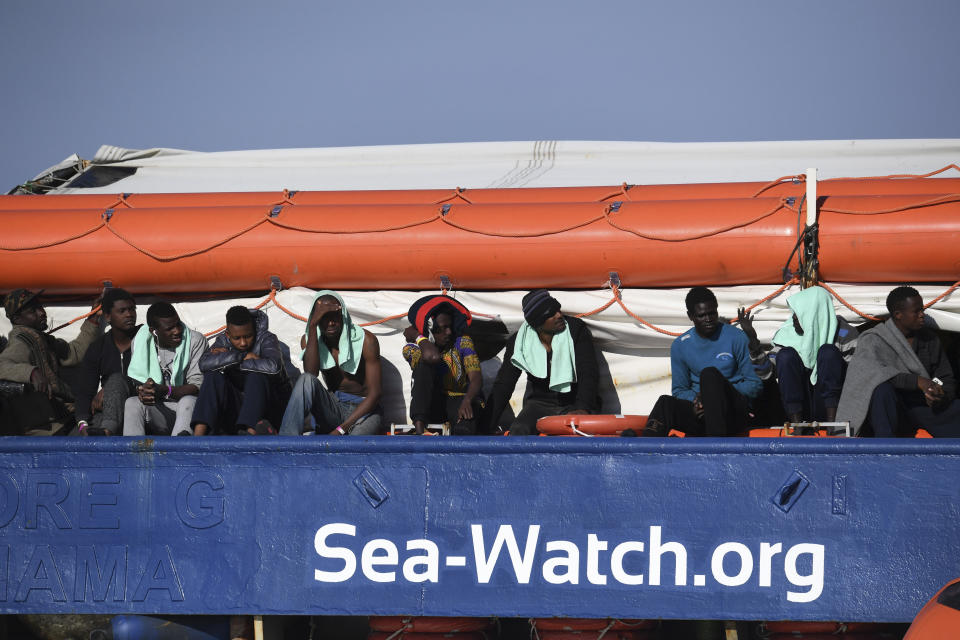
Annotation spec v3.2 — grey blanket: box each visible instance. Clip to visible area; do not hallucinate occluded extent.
[836,318,927,434]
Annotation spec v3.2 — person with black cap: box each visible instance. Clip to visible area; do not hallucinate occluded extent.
[0,288,100,435]
[485,289,600,435]
[402,295,482,435]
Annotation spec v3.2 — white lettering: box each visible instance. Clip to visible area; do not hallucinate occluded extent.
[542,540,579,585]
[586,534,607,585]
[471,524,540,584]
[711,542,753,587]
[610,541,644,585]
[758,542,782,587]
[314,523,356,583]
[403,540,439,583]
[649,526,687,586]
[361,539,398,583]
[785,543,824,603]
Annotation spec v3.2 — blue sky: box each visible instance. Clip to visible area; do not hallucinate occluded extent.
[2,0,958,190]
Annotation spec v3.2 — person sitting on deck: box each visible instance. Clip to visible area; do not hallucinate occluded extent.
[643,286,762,437]
[402,295,482,435]
[0,288,99,436]
[485,289,600,436]
[192,306,291,436]
[123,302,206,437]
[837,286,960,437]
[73,288,140,436]
[740,285,857,424]
[279,291,382,436]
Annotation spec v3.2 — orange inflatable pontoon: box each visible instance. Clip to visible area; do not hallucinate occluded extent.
[1,176,958,294]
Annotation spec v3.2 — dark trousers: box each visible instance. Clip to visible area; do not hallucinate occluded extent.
[508,397,577,436]
[867,380,960,438]
[645,367,750,437]
[191,371,286,435]
[775,345,846,420]
[410,361,480,435]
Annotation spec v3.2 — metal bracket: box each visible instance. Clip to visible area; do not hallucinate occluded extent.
[439,275,452,292]
[102,280,113,291]
[608,271,621,288]
[286,190,298,198]
[269,205,283,218]
[441,204,451,216]
[102,209,114,221]
[609,201,623,213]
[785,196,796,206]
[269,276,283,291]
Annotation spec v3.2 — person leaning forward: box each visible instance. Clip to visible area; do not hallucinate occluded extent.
[485,289,600,435]
[122,302,205,437]
[192,306,291,435]
[402,295,483,435]
[279,291,382,435]
[0,289,99,435]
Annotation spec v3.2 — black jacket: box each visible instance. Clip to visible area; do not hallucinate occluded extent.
[199,310,289,389]
[75,326,139,422]
[486,315,600,429]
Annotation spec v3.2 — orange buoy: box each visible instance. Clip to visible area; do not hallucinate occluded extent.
[535,415,647,436]
[904,578,960,639]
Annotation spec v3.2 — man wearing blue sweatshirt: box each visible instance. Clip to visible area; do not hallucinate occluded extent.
[644,287,763,436]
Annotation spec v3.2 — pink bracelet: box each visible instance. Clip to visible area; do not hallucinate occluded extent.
[335,426,347,435]
[167,385,173,399]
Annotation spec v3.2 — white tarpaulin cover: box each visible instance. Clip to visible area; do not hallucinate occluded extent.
[9,139,958,425]
[52,139,960,193]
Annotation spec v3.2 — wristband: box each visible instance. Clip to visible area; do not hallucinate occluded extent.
[415,335,428,345]
[335,426,347,435]
[77,420,88,433]
[167,385,173,399]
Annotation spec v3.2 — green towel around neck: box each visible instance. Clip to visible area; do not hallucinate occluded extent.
[511,321,577,393]
[772,286,838,385]
[303,290,366,375]
[128,323,192,385]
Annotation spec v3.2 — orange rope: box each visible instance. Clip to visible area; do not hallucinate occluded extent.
[359,313,407,327]
[922,278,960,308]
[817,282,882,322]
[603,199,787,242]
[266,211,442,234]
[750,175,805,198]
[574,295,618,318]
[47,306,100,334]
[268,289,308,322]
[610,286,682,336]
[432,188,473,205]
[597,183,633,202]
[104,215,267,262]
[738,277,799,315]
[820,194,960,215]
[0,220,106,251]
[440,209,606,237]
[827,164,960,181]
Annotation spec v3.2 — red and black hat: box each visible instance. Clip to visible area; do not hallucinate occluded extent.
[407,295,472,336]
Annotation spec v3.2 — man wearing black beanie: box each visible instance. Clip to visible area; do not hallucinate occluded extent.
[485,289,600,435]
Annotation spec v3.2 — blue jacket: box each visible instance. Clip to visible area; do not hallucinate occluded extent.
[671,323,762,402]
[199,310,289,388]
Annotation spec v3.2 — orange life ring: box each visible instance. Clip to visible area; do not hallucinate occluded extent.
[905,578,960,639]
[368,616,491,633]
[535,414,647,436]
